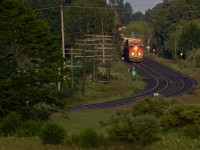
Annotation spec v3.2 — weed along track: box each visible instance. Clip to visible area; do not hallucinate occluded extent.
[65,57,195,111]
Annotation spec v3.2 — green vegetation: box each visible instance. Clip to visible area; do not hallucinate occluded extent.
[39,121,66,144]
[0,112,22,136]
[160,104,200,130]
[72,59,146,105]
[68,127,107,148]
[145,0,200,59]
[0,0,61,120]
[126,21,150,41]
[151,131,200,150]
[104,111,160,145]
[1,0,200,149]
[1,98,200,149]
[132,97,181,118]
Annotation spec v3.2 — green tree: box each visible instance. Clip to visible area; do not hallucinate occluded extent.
[64,1,117,46]
[123,2,133,25]
[132,11,144,21]
[0,0,63,119]
[125,21,150,43]
[177,20,200,54]
[145,0,200,58]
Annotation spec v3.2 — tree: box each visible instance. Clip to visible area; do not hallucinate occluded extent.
[0,0,62,119]
[177,21,200,54]
[24,0,66,35]
[64,0,117,46]
[125,21,150,43]
[145,0,200,58]
[123,2,133,25]
[132,11,144,21]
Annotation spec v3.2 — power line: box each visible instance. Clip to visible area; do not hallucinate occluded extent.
[31,3,129,12]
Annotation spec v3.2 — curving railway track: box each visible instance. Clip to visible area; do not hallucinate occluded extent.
[65,57,195,111]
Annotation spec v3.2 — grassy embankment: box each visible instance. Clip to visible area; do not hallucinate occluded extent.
[71,57,146,105]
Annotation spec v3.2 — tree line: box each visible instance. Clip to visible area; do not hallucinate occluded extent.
[145,0,200,62]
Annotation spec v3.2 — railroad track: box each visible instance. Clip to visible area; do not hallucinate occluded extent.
[64,57,195,111]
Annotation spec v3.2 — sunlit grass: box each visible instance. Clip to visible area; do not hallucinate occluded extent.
[151,132,200,150]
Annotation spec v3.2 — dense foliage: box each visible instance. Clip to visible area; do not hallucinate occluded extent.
[160,104,200,130]
[69,128,107,148]
[104,110,160,145]
[39,121,66,144]
[0,0,62,119]
[132,97,180,118]
[145,0,200,59]
[108,0,144,25]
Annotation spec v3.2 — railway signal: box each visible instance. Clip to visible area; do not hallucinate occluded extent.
[132,70,136,76]
[131,66,136,76]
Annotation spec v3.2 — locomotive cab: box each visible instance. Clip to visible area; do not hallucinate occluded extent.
[128,43,143,62]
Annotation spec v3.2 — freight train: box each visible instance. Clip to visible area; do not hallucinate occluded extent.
[123,38,144,62]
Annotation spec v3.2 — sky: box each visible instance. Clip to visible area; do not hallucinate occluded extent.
[124,0,163,13]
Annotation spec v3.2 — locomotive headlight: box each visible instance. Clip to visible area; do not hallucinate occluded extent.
[135,46,138,51]
[138,52,141,56]
[131,52,134,56]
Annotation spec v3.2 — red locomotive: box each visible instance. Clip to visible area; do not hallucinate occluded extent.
[123,38,144,62]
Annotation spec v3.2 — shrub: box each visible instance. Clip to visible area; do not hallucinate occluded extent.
[70,128,107,148]
[0,112,22,136]
[161,104,200,130]
[16,120,43,137]
[106,111,160,146]
[132,97,179,118]
[131,115,160,145]
[19,107,51,121]
[39,121,66,144]
[106,110,133,141]
[182,124,200,139]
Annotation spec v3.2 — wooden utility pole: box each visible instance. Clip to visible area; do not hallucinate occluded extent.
[70,48,74,89]
[75,38,97,96]
[61,5,65,58]
[58,4,65,91]
[82,40,86,96]
[93,46,97,84]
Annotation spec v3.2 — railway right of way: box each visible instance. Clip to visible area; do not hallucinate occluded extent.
[62,56,195,112]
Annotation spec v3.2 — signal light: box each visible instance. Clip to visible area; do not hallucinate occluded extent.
[132,70,136,76]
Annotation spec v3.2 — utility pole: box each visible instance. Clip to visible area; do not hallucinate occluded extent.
[61,5,65,58]
[58,4,65,91]
[93,46,97,85]
[70,48,74,89]
[82,40,86,96]
[174,39,177,58]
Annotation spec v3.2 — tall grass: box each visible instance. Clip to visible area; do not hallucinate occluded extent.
[151,132,200,150]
